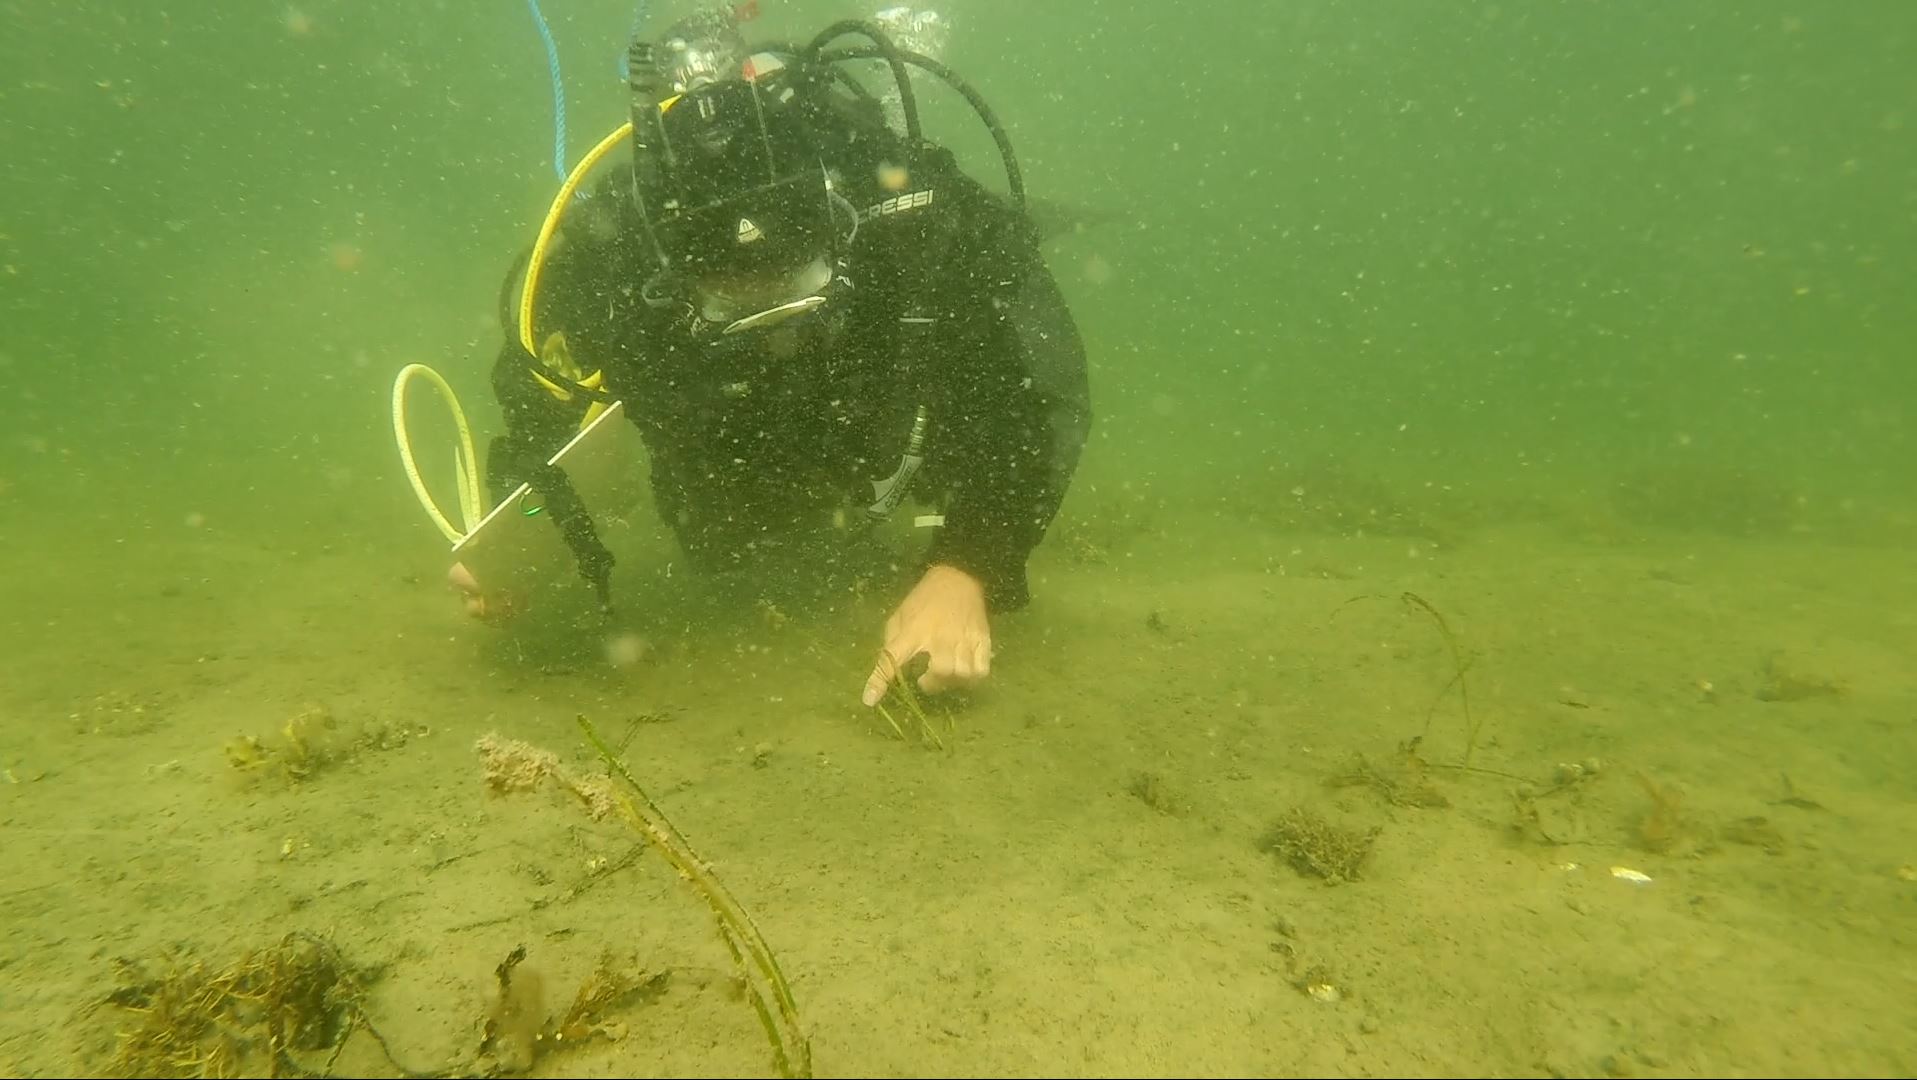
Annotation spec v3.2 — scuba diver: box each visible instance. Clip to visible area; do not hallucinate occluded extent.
[454,5,1091,708]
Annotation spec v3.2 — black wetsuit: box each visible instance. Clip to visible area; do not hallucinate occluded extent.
[483,116,1090,614]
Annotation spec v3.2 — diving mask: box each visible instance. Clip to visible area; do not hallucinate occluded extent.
[694,253,843,337]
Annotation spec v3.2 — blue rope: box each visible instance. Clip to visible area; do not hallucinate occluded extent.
[525,0,568,182]
[526,0,650,187]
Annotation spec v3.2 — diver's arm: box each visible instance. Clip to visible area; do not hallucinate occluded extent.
[922,214,1092,612]
[481,290,618,607]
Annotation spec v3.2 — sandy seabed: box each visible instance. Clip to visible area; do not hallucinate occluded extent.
[3,494,1913,1079]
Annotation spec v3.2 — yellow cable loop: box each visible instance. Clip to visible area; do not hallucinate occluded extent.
[391,363,483,543]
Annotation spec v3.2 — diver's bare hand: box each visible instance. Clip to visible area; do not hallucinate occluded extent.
[448,562,517,624]
[862,564,992,707]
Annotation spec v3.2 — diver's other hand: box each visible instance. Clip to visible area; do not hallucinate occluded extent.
[862,563,992,707]
[448,561,515,623]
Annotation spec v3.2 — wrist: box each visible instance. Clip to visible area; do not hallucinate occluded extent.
[924,562,985,596]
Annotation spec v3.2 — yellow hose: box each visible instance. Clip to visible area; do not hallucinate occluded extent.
[392,363,483,543]
[518,120,637,356]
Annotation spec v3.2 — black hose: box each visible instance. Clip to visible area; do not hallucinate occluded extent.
[801,19,922,146]
[817,44,1025,212]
